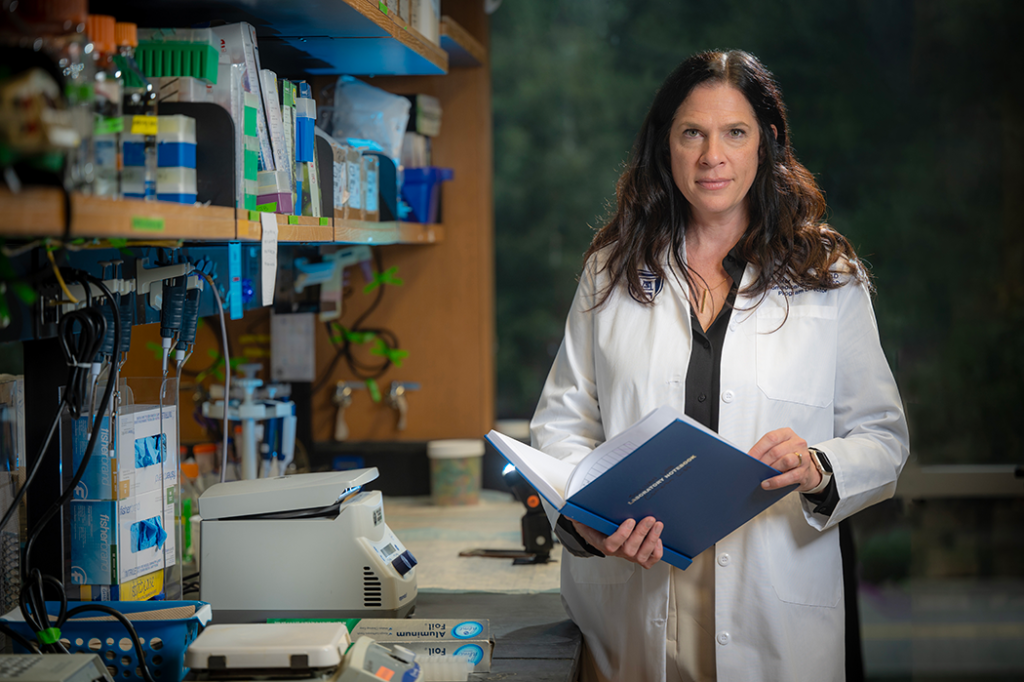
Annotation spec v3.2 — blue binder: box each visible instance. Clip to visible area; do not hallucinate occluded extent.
[486,406,796,571]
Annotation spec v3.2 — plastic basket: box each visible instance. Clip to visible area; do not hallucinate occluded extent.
[1,600,212,682]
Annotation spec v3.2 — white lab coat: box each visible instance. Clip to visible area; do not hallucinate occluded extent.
[531,247,909,682]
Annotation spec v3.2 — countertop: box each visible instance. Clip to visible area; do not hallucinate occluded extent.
[383,492,579,679]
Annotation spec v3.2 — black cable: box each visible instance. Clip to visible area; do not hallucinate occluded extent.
[310,248,403,393]
[63,605,156,682]
[18,570,67,654]
[24,274,120,575]
[0,621,39,652]
[181,571,200,582]
[0,394,68,534]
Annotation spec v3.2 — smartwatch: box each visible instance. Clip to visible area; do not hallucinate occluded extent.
[805,447,833,495]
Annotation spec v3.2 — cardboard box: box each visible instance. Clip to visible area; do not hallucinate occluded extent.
[117,404,178,499]
[70,487,176,585]
[348,619,493,672]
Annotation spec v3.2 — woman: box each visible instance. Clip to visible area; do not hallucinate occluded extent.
[530,50,909,682]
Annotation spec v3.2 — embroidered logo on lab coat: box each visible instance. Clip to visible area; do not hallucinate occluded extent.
[638,269,663,297]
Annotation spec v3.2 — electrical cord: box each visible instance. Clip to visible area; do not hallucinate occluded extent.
[199,272,231,483]
[310,248,401,394]
[0,268,105,534]
[23,273,120,575]
[0,621,38,652]
[0,393,67,534]
[15,577,157,682]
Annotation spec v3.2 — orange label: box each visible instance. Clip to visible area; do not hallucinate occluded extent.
[374,667,395,681]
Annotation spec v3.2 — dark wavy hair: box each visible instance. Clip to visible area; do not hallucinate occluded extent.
[585,49,865,306]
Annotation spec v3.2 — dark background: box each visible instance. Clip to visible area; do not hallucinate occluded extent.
[491,0,1024,467]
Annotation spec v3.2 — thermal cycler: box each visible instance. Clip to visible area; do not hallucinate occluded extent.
[199,469,417,623]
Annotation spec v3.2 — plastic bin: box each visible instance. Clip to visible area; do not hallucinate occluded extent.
[1,600,212,682]
[402,166,453,224]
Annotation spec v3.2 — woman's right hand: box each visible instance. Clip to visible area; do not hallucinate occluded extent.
[571,517,664,569]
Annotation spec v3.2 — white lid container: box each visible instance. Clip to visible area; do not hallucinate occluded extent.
[427,439,484,459]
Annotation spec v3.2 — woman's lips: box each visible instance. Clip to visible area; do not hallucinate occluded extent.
[697,178,730,190]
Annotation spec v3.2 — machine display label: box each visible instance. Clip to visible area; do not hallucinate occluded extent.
[371,529,405,564]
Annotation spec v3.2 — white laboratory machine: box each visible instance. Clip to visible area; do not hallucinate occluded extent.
[185,622,422,682]
[198,470,418,623]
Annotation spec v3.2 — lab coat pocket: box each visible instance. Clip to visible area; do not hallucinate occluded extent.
[756,305,837,407]
[568,554,636,585]
[766,508,842,607]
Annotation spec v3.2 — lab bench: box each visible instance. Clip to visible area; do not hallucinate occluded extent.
[415,592,581,681]
[385,493,581,679]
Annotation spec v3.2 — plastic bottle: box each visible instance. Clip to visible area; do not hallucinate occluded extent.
[180,460,201,564]
[86,15,121,197]
[114,22,158,200]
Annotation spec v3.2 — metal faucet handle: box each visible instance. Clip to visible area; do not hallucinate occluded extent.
[387,382,420,432]
[332,382,364,441]
[388,381,421,402]
[333,381,365,407]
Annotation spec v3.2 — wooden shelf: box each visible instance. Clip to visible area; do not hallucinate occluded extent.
[335,219,443,245]
[440,15,487,67]
[0,189,238,241]
[90,0,448,77]
[0,188,66,238]
[0,191,443,246]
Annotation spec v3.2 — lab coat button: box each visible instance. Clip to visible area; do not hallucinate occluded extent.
[729,324,737,332]
[717,632,730,646]
[722,390,735,403]
[717,553,730,567]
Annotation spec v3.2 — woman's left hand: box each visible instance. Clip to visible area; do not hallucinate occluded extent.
[748,428,822,492]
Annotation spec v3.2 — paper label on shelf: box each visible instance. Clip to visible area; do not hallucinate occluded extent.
[366,167,379,213]
[260,212,278,307]
[95,116,124,135]
[130,115,159,136]
[131,216,165,232]
[270,311,316,382]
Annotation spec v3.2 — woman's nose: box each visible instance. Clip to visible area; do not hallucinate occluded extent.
[701,137,724,166]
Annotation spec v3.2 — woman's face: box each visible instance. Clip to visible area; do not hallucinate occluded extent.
[669,83,763,229]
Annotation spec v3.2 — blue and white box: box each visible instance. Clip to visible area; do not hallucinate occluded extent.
[124,114,198,203]
[70,486,176,585]
[70,414,116,500]
[116,404,178,499]
[347,619,493,672]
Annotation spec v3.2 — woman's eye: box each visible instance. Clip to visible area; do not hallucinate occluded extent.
[682,129,701,139]
[729,128,746,138]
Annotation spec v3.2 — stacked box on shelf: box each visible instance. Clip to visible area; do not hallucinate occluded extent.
[212,23,274,173]
[243,93,260,210]
[69,405,178,598]
[257,169,291,213]
[123,115,197,203]
[279,79,297,214]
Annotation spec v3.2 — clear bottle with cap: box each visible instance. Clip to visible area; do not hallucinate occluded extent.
[113,21,158,200]
[86,14,121,197]
[31,3,96,193]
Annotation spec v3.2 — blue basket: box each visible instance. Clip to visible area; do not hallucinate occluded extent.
[1,600,212,682]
